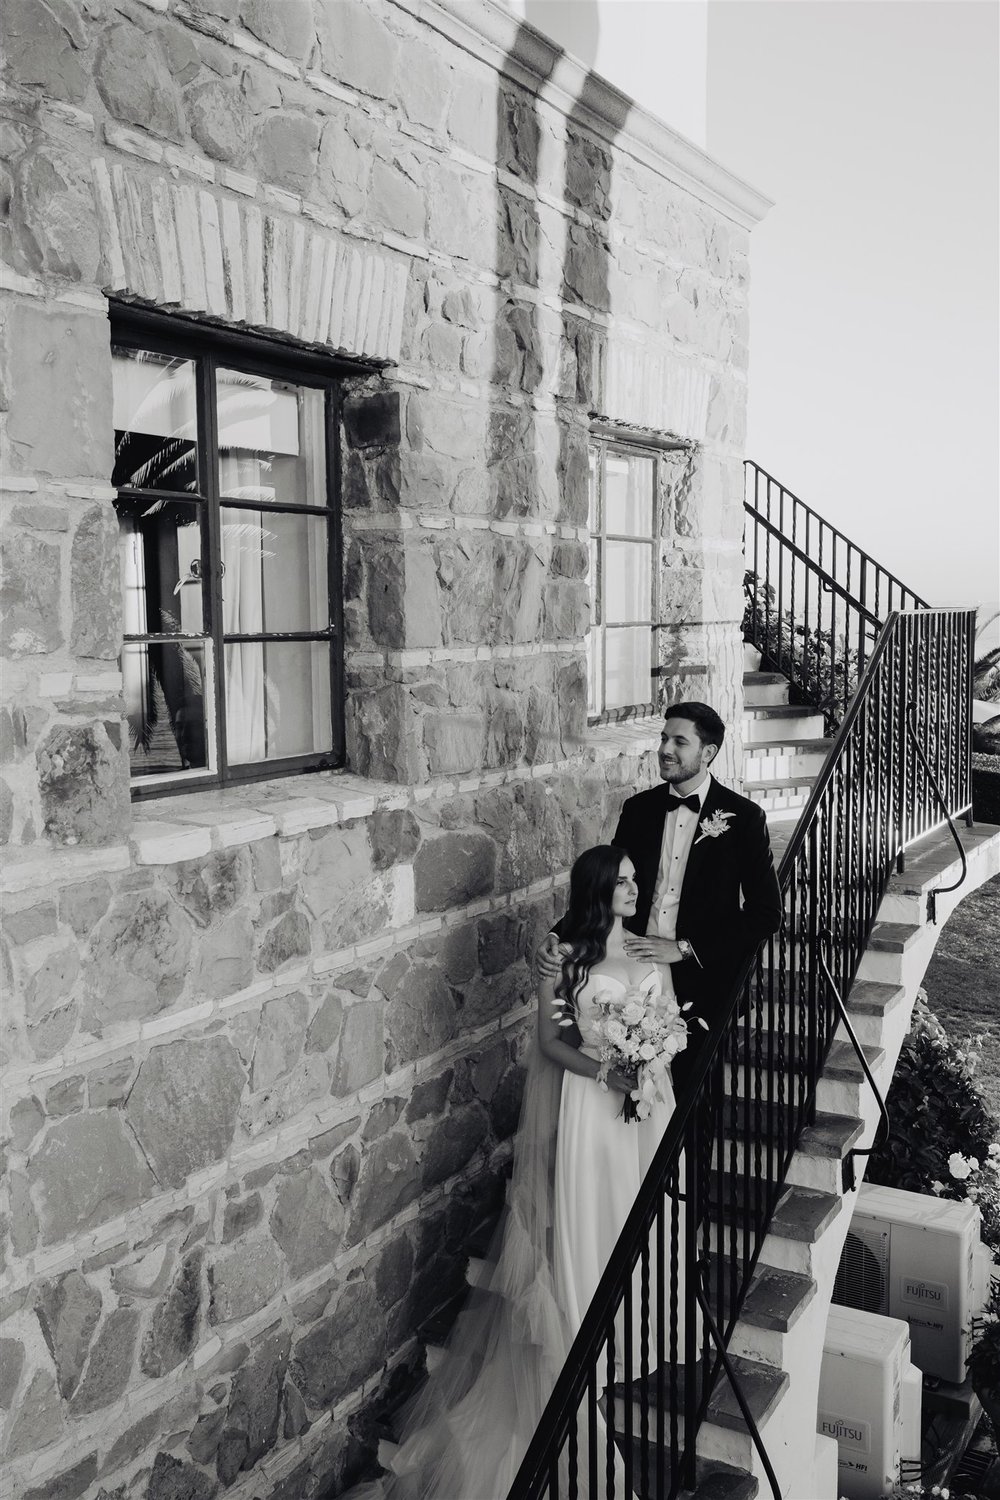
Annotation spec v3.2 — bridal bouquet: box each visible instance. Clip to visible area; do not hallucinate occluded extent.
[557,985,704,1123]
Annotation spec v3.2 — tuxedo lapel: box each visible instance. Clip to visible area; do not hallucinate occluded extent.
[679,779,727,912]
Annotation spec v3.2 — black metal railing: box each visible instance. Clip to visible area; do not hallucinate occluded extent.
[507,607,974,1500]
[743,461,929,730]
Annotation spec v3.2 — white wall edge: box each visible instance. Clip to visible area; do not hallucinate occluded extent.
[388,0,773,230]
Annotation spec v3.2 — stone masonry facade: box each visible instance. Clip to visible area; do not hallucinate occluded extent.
[0,1,766,1496]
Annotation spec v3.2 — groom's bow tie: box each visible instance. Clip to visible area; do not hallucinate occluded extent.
[665,792,701,814]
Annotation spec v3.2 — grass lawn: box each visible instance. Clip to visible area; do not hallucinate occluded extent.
[920,872,1000,1121]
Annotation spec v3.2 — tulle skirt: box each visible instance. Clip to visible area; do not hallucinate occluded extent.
[348,1049,679,1500]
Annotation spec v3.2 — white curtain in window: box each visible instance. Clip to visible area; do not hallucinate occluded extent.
[222,512,266,763]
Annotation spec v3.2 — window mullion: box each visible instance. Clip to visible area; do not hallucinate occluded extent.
[326,386,346,765]
[599,446,607,714]
[651,455,661,707]
[200,354,228,782]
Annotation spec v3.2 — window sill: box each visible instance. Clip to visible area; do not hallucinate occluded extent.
[579,717,661,763]
[3,729,663,890]
[133,729,662,863]
[128,771,397,863]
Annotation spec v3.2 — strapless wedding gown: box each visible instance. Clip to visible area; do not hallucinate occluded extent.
[350,966,680,1500]
[554,965,677,1370]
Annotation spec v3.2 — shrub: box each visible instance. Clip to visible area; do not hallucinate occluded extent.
[867,991,1000,1254]
[741,569,872,730]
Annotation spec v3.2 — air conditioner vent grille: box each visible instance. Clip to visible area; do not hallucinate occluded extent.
[834,1225,890,1314]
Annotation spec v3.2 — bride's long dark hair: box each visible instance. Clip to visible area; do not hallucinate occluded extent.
[557,844,629,1008]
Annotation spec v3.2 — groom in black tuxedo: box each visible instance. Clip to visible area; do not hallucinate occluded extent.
[611,702,783,1090]
[541,701,782,1093]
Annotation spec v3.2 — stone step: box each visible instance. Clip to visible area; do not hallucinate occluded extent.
[742,778,814,821]
[742,671,789,707]
[696,1354,790,1477]
[878,823,999,925]
[843,978,907,1016]
[741,705,826,744]
[745,976,905,1018]
[743,642,763,672]
[756,925,914,974]
[616,1442,759,1500]
[743,774,815,822]
[856,920,929,986]
[711,1255,816,1337]
[707,1176,841,1246]
[721,1098,863,1163]
[717,1109,865,1198]
[608,1356,786,1471]
[866,920,922,953]
[742,738,830,781]
[731,1031,884,1081]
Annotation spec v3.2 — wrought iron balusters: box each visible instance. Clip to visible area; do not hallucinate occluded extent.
[507,608,973,1500]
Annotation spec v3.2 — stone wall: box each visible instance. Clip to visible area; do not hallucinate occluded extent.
[0,0,766,1495]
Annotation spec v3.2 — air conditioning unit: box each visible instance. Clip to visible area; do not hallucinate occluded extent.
[818,1304,922,1500]
[833,1182,994,1383]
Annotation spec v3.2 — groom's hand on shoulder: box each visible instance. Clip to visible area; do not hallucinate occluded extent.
[623,934,687,965]
[535,931,569,983]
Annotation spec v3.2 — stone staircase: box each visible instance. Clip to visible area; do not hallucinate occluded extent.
[576,664,999,1498]
[371,655,1000,1500]
[740,645,830,852]
[374,838,1000,1499]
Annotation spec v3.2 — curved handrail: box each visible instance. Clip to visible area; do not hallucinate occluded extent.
[905,702,969,923]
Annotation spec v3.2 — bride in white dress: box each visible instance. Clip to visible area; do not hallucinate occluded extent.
[539,848,676,1355]
[358,845,680,1500]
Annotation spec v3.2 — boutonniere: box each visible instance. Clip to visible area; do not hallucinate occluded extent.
[695,810,735,845]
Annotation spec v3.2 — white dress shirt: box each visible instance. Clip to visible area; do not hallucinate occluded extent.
[647,772,712,944]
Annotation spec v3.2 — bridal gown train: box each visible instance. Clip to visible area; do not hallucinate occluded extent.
[361,964,679,1500]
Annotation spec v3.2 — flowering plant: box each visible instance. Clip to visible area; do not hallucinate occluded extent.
[878,1484,950,1499]
[967,1277,1000,1396]
[868,991,1000,1254]
[554,985,704,1122]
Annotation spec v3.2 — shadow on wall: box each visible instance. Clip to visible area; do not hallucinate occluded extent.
[485,20,628,773]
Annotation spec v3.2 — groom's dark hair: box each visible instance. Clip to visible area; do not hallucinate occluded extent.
[665,701,726,751]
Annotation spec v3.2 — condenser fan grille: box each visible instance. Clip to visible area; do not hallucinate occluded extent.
[833,1226,889,1313]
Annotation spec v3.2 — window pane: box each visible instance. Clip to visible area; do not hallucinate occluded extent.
[112,348,198,492]
[124,640,210,777]
[217,370,326,508]
[605,540,652,624]
[605,452,654,536]
[116,497,204,635]
[605,626,653,709]
[221,509,329,635]
[588,446,599,532]
[586,628,604,715]
[225,641,332,764]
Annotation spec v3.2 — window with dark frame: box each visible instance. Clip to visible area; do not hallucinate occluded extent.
[111,313,348,793]
[587,436,659,718]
